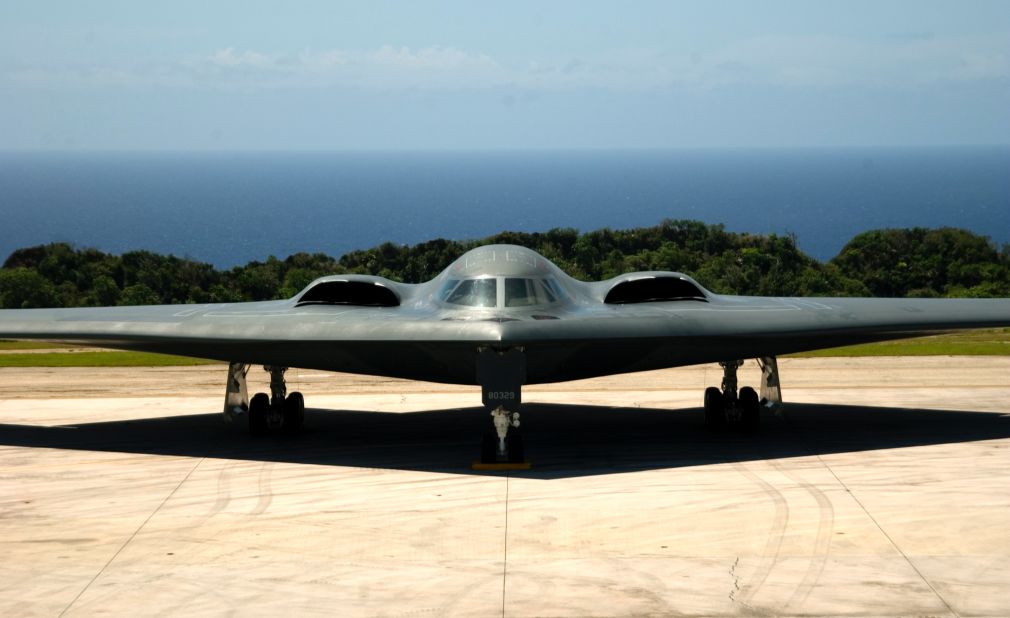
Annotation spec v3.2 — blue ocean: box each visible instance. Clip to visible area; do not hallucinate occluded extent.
[0,147,1007,267]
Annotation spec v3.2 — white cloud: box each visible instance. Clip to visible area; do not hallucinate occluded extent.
[691,33,1010,88]
[183,45,504,90]
[6,35,1008,93]
[370,45,496,70]
[501,33,1009,91]
[206,47,276,69]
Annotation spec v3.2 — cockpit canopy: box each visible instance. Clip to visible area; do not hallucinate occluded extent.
[437,245,569,309]
[439,276,565,308]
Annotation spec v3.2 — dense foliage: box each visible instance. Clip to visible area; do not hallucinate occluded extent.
[830,228,1010,298]
[2,221,1008,309]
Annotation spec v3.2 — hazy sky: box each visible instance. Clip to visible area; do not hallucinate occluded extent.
[2,1,1008,150]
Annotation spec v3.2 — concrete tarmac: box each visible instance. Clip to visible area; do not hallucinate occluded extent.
[1,357,1009,617]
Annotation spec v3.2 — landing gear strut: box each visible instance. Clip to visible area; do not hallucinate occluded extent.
[704,360,760,432]
[477,347,527,464]
[222,362,304,435]
[481,407,524,464]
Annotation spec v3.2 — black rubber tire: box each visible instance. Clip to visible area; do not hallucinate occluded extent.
[283,391,305,433]
[249,392,270,436]
[480,433,498,464]
[739,386,760,433]
[506,433,525,464]
[704,386,724,430]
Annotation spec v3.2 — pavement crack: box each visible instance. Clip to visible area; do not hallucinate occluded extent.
[728,556,741,602]
[57,457,205,617]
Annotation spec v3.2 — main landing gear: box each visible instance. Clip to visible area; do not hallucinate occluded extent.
[223,363,304,435]
[704,358,781,432]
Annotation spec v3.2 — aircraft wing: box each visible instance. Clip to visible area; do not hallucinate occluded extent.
[2,291,1008,385]
[499,294,1010,383]
[0,298,508,383]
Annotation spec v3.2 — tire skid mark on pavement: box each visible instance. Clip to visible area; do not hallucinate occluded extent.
[732,461,789,612]
[771,458,835,613]
[209,461,233,519]
[440,569,507,617]
[604,555,679,616]
[252,461,273,516]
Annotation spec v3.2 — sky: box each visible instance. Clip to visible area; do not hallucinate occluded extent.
[1,0,1008,150]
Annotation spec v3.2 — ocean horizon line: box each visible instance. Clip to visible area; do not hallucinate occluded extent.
[2,144,1009,156]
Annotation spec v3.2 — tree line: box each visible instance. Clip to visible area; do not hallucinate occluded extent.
[2,220,1009,309]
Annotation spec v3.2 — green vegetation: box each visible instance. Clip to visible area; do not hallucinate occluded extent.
[0,340,76,350]
[0,350,217,367]
[831,228,1010,298]
[0,340,218,366]
[3,221,1009,310]
[789,328,1010,357]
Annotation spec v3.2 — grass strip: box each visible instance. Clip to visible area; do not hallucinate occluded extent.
[0,340,79,350]
[0,351,218,367]
[789,341,1010,357]
[787,328,1010,358]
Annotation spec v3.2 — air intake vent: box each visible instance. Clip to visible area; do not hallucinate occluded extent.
[297,281,399,307]
[604,277,707,304]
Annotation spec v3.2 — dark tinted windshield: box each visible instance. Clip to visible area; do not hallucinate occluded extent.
[504,278,558,307]
[444,278,497,307]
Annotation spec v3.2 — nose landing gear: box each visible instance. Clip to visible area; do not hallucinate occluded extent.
[476,347,529,466]
[481,406,524,464]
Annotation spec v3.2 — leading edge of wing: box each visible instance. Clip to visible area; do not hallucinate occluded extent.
[496,295,1010,346]
[0,300,506,349]
[2,294,1009,364]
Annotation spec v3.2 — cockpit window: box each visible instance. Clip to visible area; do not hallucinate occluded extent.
[505,278,558,307]
[439,279,460,302]
[542,278,565,301]
[444,278,497,307]
[440,276,565,308]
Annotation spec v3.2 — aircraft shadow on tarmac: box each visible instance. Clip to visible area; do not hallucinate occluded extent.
[2,402,1009,479]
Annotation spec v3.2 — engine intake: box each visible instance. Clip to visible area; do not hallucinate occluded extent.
[296,280,400,307]
[604,276,708,304]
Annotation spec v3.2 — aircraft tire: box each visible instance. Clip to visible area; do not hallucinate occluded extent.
[704,387,724,430]
[740,386,759,433]
[283,391,305,433]
[249,392,270,436]
[480,433,497,464]
[506,433,525,464]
